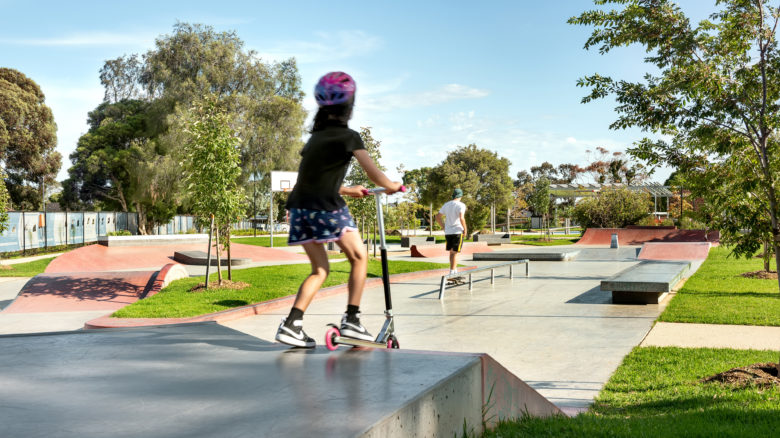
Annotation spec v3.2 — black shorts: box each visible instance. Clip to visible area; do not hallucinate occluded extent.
[445,234,463,252]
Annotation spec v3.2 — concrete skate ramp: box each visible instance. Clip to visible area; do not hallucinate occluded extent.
[638,242,711,261]
[411,242,494,258]
[0,323,560,438]
[576,228,719,246]
[45,242,306,273]
[1,271,157,313]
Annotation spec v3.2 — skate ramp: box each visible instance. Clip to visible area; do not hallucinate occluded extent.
[1,271,157,313]
[45,242,306,273]
[638,242,711,261]
[410,242,494,258]
[576,228,719,246]
[0,323,560,437]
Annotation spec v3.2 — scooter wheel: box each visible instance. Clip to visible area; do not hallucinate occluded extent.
[386,335,400,349]
[325,327,341,351]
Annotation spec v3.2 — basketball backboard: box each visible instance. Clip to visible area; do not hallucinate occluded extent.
[271,171,298,193]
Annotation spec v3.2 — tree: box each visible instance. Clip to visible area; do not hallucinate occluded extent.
[344,127,385,238]
[0,170,10,252]
[0,68,61,209]
[182,96,245,285]
[528,177,551,229]
[572,187,650,229]
[571,1,780,291]
[426,144,514,233]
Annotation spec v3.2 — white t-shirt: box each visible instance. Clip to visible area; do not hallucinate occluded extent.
[438,200,466,235]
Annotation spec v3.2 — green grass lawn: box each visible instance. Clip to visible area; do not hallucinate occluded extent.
[659,246,780,326]
[0,257,55,277]
[233,236,290,247]
[484,347,780,437]
[113,258,449,318]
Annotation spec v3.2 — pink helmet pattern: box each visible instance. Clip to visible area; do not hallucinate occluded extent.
[314,72,356,106]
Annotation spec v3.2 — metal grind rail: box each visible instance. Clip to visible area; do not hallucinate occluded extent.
[439,259,530,299]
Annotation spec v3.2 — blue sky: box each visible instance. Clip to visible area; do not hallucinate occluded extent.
[1,0,715,184]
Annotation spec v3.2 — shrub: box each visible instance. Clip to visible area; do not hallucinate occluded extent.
[679,216,706,230]
[107,230,132,236]
[572,187,650,229]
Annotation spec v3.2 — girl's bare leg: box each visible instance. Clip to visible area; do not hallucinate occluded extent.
[335,230,367,306]
[291,242,330,312]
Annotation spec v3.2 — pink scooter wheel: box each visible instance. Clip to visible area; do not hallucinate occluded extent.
[386,335,399,349]
[325,327,341,351]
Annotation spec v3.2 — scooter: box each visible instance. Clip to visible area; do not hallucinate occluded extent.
[324,185,405,350]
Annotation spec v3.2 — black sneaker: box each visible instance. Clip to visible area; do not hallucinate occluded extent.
[275,318,315,348]
[340,312,374,341]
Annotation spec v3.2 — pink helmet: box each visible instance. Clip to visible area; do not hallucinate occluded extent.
[314,72,356,106]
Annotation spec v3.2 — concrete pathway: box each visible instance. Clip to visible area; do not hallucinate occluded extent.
[641,321,780,350]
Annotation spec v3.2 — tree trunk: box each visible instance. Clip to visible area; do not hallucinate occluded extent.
[134,202,148,235]
[215,222,222,285]
[226,225,232,281]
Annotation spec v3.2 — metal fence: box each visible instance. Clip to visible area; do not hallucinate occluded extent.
[0,212,252,253]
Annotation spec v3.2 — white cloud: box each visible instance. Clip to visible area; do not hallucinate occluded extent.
[362,84,489,111]
[0,31,156,48]
[254,30,382,64]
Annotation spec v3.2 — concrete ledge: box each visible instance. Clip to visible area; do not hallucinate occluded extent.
[601,261,690,304]
[173,250,251,266]
[474,251,579,262]
[472,233,511,245]
[98,234,209,247]
[400,236,436,248]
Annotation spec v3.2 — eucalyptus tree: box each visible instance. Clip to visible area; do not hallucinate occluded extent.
[571,1,780,289]
[0,68,61,209]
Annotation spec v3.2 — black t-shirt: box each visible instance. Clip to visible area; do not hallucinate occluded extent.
[286,126,365,211]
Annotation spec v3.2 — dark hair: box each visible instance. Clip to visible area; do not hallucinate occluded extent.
[311,98,354,132]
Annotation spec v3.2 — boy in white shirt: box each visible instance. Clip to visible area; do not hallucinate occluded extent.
[435,188,468,276]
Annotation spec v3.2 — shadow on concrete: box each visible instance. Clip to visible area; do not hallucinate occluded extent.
[566,286,612,304]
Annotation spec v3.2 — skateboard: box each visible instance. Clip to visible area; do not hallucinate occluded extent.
[447,276,466,285]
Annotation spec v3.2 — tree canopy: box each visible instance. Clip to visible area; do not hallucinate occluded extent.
[0,68,61,209]
[571,0,780,290]
[63,22,306,232]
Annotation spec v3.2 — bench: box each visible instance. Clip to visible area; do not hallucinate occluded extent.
[600,260,691,304]
[473,250,579,262]
[400,236,436,248]
[472,233,511,245]
[439,260,529,299]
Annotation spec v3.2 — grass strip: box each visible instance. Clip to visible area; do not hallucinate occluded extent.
[484,346,780,437]
[0,257,55,277]
[659,246,780,326]
[113,259,449,318]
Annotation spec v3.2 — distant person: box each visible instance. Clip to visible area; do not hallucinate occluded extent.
[275,71,402,348]
[436,188,467,276]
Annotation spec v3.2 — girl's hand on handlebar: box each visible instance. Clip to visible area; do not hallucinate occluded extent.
[341,185,367,198]
[385,182,404,194]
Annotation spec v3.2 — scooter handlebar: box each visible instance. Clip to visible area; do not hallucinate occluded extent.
[362,185,406,196]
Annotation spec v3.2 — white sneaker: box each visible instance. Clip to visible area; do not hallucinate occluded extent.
[340,312,374,341]
[275,318,316,348]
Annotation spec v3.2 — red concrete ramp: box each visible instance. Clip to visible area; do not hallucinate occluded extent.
[2,271,156,313]
[576,228,719,246]
[638,242,711,261]
[45,242,307,273]
[411,243,493,258]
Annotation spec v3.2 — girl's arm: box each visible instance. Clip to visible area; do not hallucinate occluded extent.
[353,149,402,193]
[339,185,366,198]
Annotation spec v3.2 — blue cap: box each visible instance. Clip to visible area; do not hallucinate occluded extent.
[452,188,463,199]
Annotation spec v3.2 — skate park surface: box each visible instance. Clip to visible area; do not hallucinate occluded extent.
[0,240,708,436]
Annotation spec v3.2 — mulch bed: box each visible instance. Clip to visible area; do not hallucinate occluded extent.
[740,270,778,280]
[189,280,250,292]
[701,363,780,389]
[0,264,13,270]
